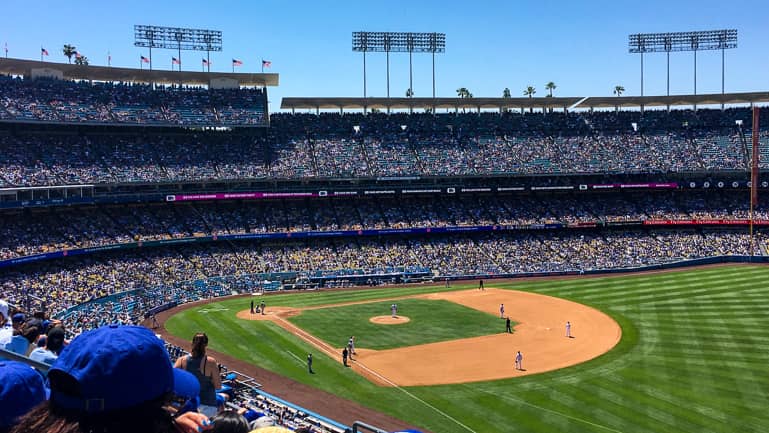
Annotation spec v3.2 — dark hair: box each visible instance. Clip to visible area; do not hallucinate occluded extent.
[211,411,249,433]
[191,333,208,358]
[10,397,176,433]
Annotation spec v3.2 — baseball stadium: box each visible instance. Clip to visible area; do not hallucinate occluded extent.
[1,3,769,433]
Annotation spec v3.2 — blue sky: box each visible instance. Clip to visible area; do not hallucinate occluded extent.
[3,0,767,111]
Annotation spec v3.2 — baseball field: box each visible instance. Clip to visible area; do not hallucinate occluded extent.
[163,264,769,433]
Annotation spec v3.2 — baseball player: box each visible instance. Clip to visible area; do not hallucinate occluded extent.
[260,300,266,315]
[391,303,397,318]
[505,317,512,333]
[348,336,356,357]
[342,347,349,367]
[307,353,314,374]
[500,303,505,319]
[515,351,523,370]
[566,321,571,338]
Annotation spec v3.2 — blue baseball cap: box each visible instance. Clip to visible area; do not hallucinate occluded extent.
[12,313,25,324]
[48,325,174,413]
[0,361,48,427]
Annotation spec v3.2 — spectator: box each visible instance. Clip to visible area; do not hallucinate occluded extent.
[29,326,66,366]
[9,324,211,433]
[174,333,222,417]
[0,300,12,348]
[210,410,250,433]
[0,360,48,433]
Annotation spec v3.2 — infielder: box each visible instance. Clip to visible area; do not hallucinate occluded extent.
[566,321,571,338]
[348,336,356,356]
[515,351,523,370]
[500,303,505,319]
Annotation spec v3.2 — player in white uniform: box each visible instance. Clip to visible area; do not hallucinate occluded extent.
[500,303,505,319]
[515,351,523,370]
[566,321,572,338]
[391,303,397,318]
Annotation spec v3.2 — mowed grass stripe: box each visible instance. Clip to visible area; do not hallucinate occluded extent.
[166,265,769,433]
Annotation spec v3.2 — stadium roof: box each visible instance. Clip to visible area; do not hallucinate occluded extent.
[282,92,769,111]
[281,96,583,111]
[0,57,278,86]
[581,92,769,108]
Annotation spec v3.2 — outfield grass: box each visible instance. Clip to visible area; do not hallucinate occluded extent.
[288,298,506,350]
[166,265,769,433]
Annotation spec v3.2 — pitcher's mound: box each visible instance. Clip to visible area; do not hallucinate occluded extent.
[370,315,410,325]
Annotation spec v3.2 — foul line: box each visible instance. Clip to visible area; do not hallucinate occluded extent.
[272,315,476,433]
[350,359,477,433]
[284,350,306,367]
[475,388,624,433]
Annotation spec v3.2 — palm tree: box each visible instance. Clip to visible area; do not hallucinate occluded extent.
[63,44,77,64]
[502,88,511,98]
[456,87,472,98]
[523,86,536,98]
[613,85,625,112]
[74,55,89,66]
[523,86,536,113]
[545,81,556,97]
[405,88,414,98]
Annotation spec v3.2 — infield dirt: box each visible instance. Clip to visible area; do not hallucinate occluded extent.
[237,288,621,386]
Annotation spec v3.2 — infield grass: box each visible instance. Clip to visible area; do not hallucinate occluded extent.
[288,298,506,350]
[166,265,769,433]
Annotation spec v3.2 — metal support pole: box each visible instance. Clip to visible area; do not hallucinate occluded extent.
[409,49,413,98]
[149,45,153,71]
[386,50,390,99]
[666,51,670,96]
[693,49,698,111]
[721,47,725,109]
[207,51,211,73]
[363,50,367,99]
[641,51,643,96]
[432,49,436,112]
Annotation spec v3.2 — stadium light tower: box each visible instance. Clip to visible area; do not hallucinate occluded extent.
[353,32,445,105]
[134,25,222,72]
[629,30,737,99]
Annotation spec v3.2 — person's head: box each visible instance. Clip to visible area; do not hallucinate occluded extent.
[45,327,66,355]
[211,410,249,433]
[11,314,25,330]
[0,300,9,325]
[0,361,48,430]
[20,319,42,345]
[11,324,179,433]
[191,333,209,357]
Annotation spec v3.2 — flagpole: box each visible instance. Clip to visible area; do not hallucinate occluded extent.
[261,59,264,73]
[40,47,43,62]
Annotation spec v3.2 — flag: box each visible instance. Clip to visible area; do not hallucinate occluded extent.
[75,52,83,59]
[261,59,272,68]
[41,48,49,56]
[202,58,210,65]
[140,55,150,63]
[172,57,180,65]
[232,59,243,66]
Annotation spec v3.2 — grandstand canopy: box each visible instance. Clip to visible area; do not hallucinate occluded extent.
[282,92,769,112]
[281,96,583,111]
[0,57,278,87]
[582,92,769,108]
